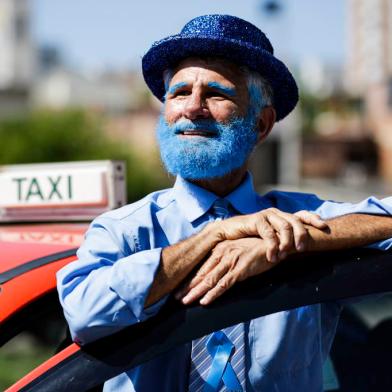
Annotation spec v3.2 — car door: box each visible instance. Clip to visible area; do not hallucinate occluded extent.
[5,247,392,392]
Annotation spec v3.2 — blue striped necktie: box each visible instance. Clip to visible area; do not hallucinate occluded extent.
[188,199,246,392]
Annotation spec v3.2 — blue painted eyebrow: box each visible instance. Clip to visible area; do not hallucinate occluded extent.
[207,82,236,97]
[166,82,189,96]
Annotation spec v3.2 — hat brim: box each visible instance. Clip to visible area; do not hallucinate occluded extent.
[142,35,298,121]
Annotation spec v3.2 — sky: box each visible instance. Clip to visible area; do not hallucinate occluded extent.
[32,0,346,74]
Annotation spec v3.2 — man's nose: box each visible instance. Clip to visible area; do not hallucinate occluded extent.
[183,92,210,120]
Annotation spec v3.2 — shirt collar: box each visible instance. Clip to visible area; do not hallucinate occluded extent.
[172,172,260,223]
[225,172,261,215]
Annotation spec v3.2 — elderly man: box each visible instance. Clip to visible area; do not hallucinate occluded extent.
[57,15,392,392]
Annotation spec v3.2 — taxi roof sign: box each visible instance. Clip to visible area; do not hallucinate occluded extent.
[0,161,126,222]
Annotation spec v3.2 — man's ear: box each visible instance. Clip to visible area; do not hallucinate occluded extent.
[256,106,276,145]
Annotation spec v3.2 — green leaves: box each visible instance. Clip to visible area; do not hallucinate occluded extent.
[0,110,169,202]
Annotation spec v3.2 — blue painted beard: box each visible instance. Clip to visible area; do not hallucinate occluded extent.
[156,112,258,180]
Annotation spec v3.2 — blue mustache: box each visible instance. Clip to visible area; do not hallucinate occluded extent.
[168,120,221,136]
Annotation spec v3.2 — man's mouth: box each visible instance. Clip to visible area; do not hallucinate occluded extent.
[176,130,216,137]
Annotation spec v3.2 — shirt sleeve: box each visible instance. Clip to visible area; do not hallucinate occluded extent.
[314,196,392,250]
[56,216,166,345]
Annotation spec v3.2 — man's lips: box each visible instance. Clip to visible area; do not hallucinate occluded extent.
[176,129,216,137]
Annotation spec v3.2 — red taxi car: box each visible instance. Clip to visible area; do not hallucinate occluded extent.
[0,161,126,390]
[1,161,392,391]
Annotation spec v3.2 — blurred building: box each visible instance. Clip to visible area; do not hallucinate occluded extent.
[32,69,145,114]
[346,0,392,183]
[298,58,343,98]
[0,0,33,117]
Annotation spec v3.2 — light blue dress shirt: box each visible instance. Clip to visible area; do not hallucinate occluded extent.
[57,174,392,392]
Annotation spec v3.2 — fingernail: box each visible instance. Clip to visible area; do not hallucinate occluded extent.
[271,255,278,263]
[297,242,304,251]
[200,298,207,305]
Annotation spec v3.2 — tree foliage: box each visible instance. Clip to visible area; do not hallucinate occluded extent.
[0,110,167,202]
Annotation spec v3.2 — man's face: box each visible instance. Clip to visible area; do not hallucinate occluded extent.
[157,58,260,180]
[164,57,249,126]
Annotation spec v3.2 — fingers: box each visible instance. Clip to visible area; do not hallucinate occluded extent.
[254,215,279,262]
[264,213,296,255]
[269,212,309,252]
[258,209,302,260]
[191,251,266,306]
[181,252,235,305]
[294,210,328,229]
[199,271,236,305]
[257,209,327,260]
[178,237,272,306]
[174,250,221,299]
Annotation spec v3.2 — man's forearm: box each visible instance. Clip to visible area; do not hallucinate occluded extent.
[145,222,222,307]
[176,213,392,306]
[306,214,392,252]
[146,213,392,307]
[145,208,324,307]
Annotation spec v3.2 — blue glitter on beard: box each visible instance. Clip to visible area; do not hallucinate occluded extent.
[156,112,258,180]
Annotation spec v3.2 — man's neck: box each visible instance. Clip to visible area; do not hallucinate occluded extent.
[190,166,248,197]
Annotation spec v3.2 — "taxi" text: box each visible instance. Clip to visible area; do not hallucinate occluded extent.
[12,175,73,202]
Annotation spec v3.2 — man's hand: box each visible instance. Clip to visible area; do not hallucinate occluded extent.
[218,209,327,262]
[176,237,272,306]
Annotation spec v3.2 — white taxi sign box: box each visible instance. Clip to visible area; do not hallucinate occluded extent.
[0,161,127,222]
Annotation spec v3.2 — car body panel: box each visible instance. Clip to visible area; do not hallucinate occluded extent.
[0,254,77,323]
[5,248,392,392]
[5,344,80,392]
[0,224,87,325]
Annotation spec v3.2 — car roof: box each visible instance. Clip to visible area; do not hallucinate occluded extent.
[0,223,88,273]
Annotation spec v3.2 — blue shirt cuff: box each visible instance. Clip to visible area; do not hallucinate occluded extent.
[316,196,392,220]
[109,248,166,322]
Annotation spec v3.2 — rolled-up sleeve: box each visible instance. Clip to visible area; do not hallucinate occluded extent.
[315,196,392,250]
[57,216,166,345]
[109,248,164,320]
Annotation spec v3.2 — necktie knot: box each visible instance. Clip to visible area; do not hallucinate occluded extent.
[212,199,231,220]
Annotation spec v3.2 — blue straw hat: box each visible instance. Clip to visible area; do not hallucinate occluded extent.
[142,14,298,121]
